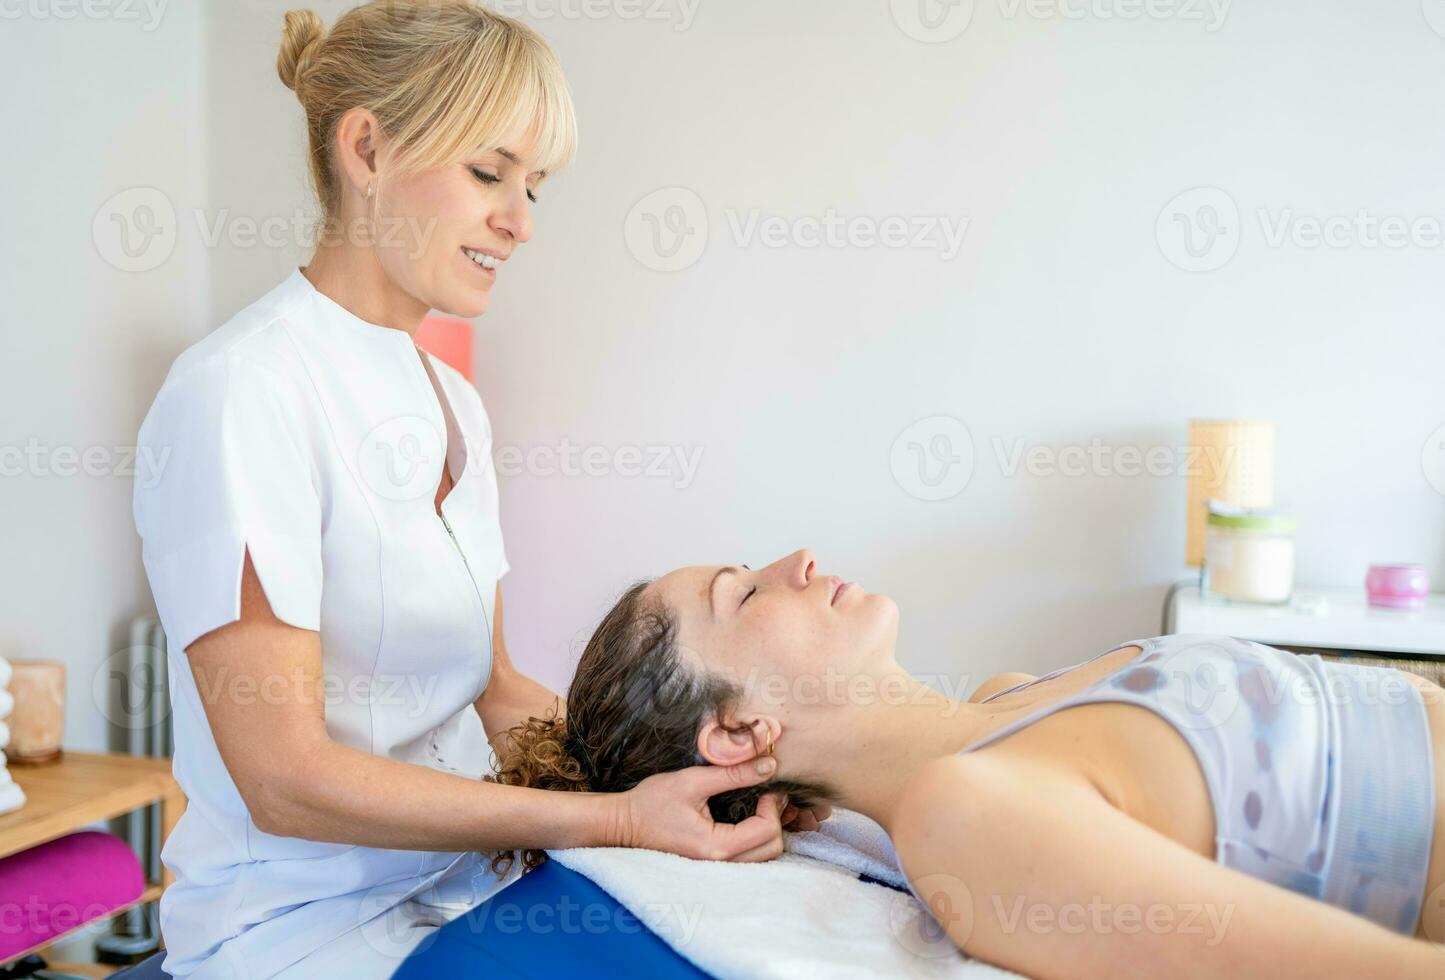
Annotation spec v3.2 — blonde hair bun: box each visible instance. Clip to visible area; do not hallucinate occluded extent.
[277,9,326,94]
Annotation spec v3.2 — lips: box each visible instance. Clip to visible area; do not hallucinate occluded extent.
[460,246,507,276]
[828,576,845,606]
[463,245,508,262]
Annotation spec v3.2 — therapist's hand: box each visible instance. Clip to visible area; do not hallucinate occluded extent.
[781,800,833,833]
[609,757,787,862]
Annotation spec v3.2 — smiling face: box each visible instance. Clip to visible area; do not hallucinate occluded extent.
[367,128,545,319]
[648,549,900,726]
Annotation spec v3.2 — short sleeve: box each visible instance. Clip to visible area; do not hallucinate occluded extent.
[133,355,324,651]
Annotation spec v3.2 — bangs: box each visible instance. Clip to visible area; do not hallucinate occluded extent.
[384,18,578,182]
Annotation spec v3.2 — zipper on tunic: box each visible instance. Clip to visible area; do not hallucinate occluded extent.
[438,509,494,706]
[439,511,466,571]
[439,511,487,611]
[433,514,491,644]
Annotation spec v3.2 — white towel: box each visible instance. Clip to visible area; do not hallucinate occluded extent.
[782,806,910,889]
[546,808,1021,980]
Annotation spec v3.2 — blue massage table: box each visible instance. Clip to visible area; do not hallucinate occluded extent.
[391,859,714,979]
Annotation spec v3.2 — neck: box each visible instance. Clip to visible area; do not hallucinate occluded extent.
[302,237,429,336]
[782,667,992,835]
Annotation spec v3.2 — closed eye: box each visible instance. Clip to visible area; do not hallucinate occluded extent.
[469,165,539,204]
[740,586,757,607]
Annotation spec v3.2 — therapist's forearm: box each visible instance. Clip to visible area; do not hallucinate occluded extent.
[473,586,567,765]
[258,737,614,853]
[476,666,566,768]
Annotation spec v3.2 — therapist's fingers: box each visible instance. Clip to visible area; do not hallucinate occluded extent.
[786,801,832,832]
[785,806,818,833]
[724,791,787,863]
[690,756,777,797]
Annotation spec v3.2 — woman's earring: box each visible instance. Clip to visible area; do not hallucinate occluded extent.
[766,730,775,756]
[365,181,374,200]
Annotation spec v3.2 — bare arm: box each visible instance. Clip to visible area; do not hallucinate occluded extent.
[473,585,565,766]
[186,550,785,860]
[892,754,1442,979]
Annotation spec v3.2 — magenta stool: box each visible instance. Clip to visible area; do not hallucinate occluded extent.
[0,831,144,976]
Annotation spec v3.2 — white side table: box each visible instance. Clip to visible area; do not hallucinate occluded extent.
[1165,585,1445,683]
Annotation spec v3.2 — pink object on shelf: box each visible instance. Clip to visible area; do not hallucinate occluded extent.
[415,316,474,382]
[1365,563,1430,610]
[0,830,144,960]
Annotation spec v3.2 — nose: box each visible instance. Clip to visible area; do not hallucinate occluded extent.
[490,183,534,245]
[767,549,815,590]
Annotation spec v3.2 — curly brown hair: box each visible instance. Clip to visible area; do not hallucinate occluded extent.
[483,580,834,875]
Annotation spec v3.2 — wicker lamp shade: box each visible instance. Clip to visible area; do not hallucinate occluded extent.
[1185,419,1276,568]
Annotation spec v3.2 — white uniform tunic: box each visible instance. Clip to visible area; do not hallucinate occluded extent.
[132,269,511,978]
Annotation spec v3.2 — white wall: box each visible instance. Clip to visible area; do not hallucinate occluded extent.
[0,3,208,751]
[7,1,1445,745]
[474,0,1445,691]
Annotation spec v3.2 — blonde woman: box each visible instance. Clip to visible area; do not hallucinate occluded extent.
[132,5,817,977]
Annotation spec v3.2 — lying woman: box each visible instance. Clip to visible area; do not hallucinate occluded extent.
[486,549,1444,978]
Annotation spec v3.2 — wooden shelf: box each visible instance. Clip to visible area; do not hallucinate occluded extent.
[0,753,182,863]
[0,752,184,966]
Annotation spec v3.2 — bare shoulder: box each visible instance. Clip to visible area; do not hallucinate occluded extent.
[967,672,1036,704]
[891,751,1058,857]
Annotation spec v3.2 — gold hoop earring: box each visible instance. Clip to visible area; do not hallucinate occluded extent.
[365,182,373,200]
[766,730,775,756]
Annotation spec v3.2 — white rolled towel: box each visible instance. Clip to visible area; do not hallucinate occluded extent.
[0,782,25,816]
[0,689,15,720]
[0,721,10,751]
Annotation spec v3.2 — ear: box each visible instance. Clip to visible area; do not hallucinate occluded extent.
[333,106,384,199]
[695,712,781,767]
